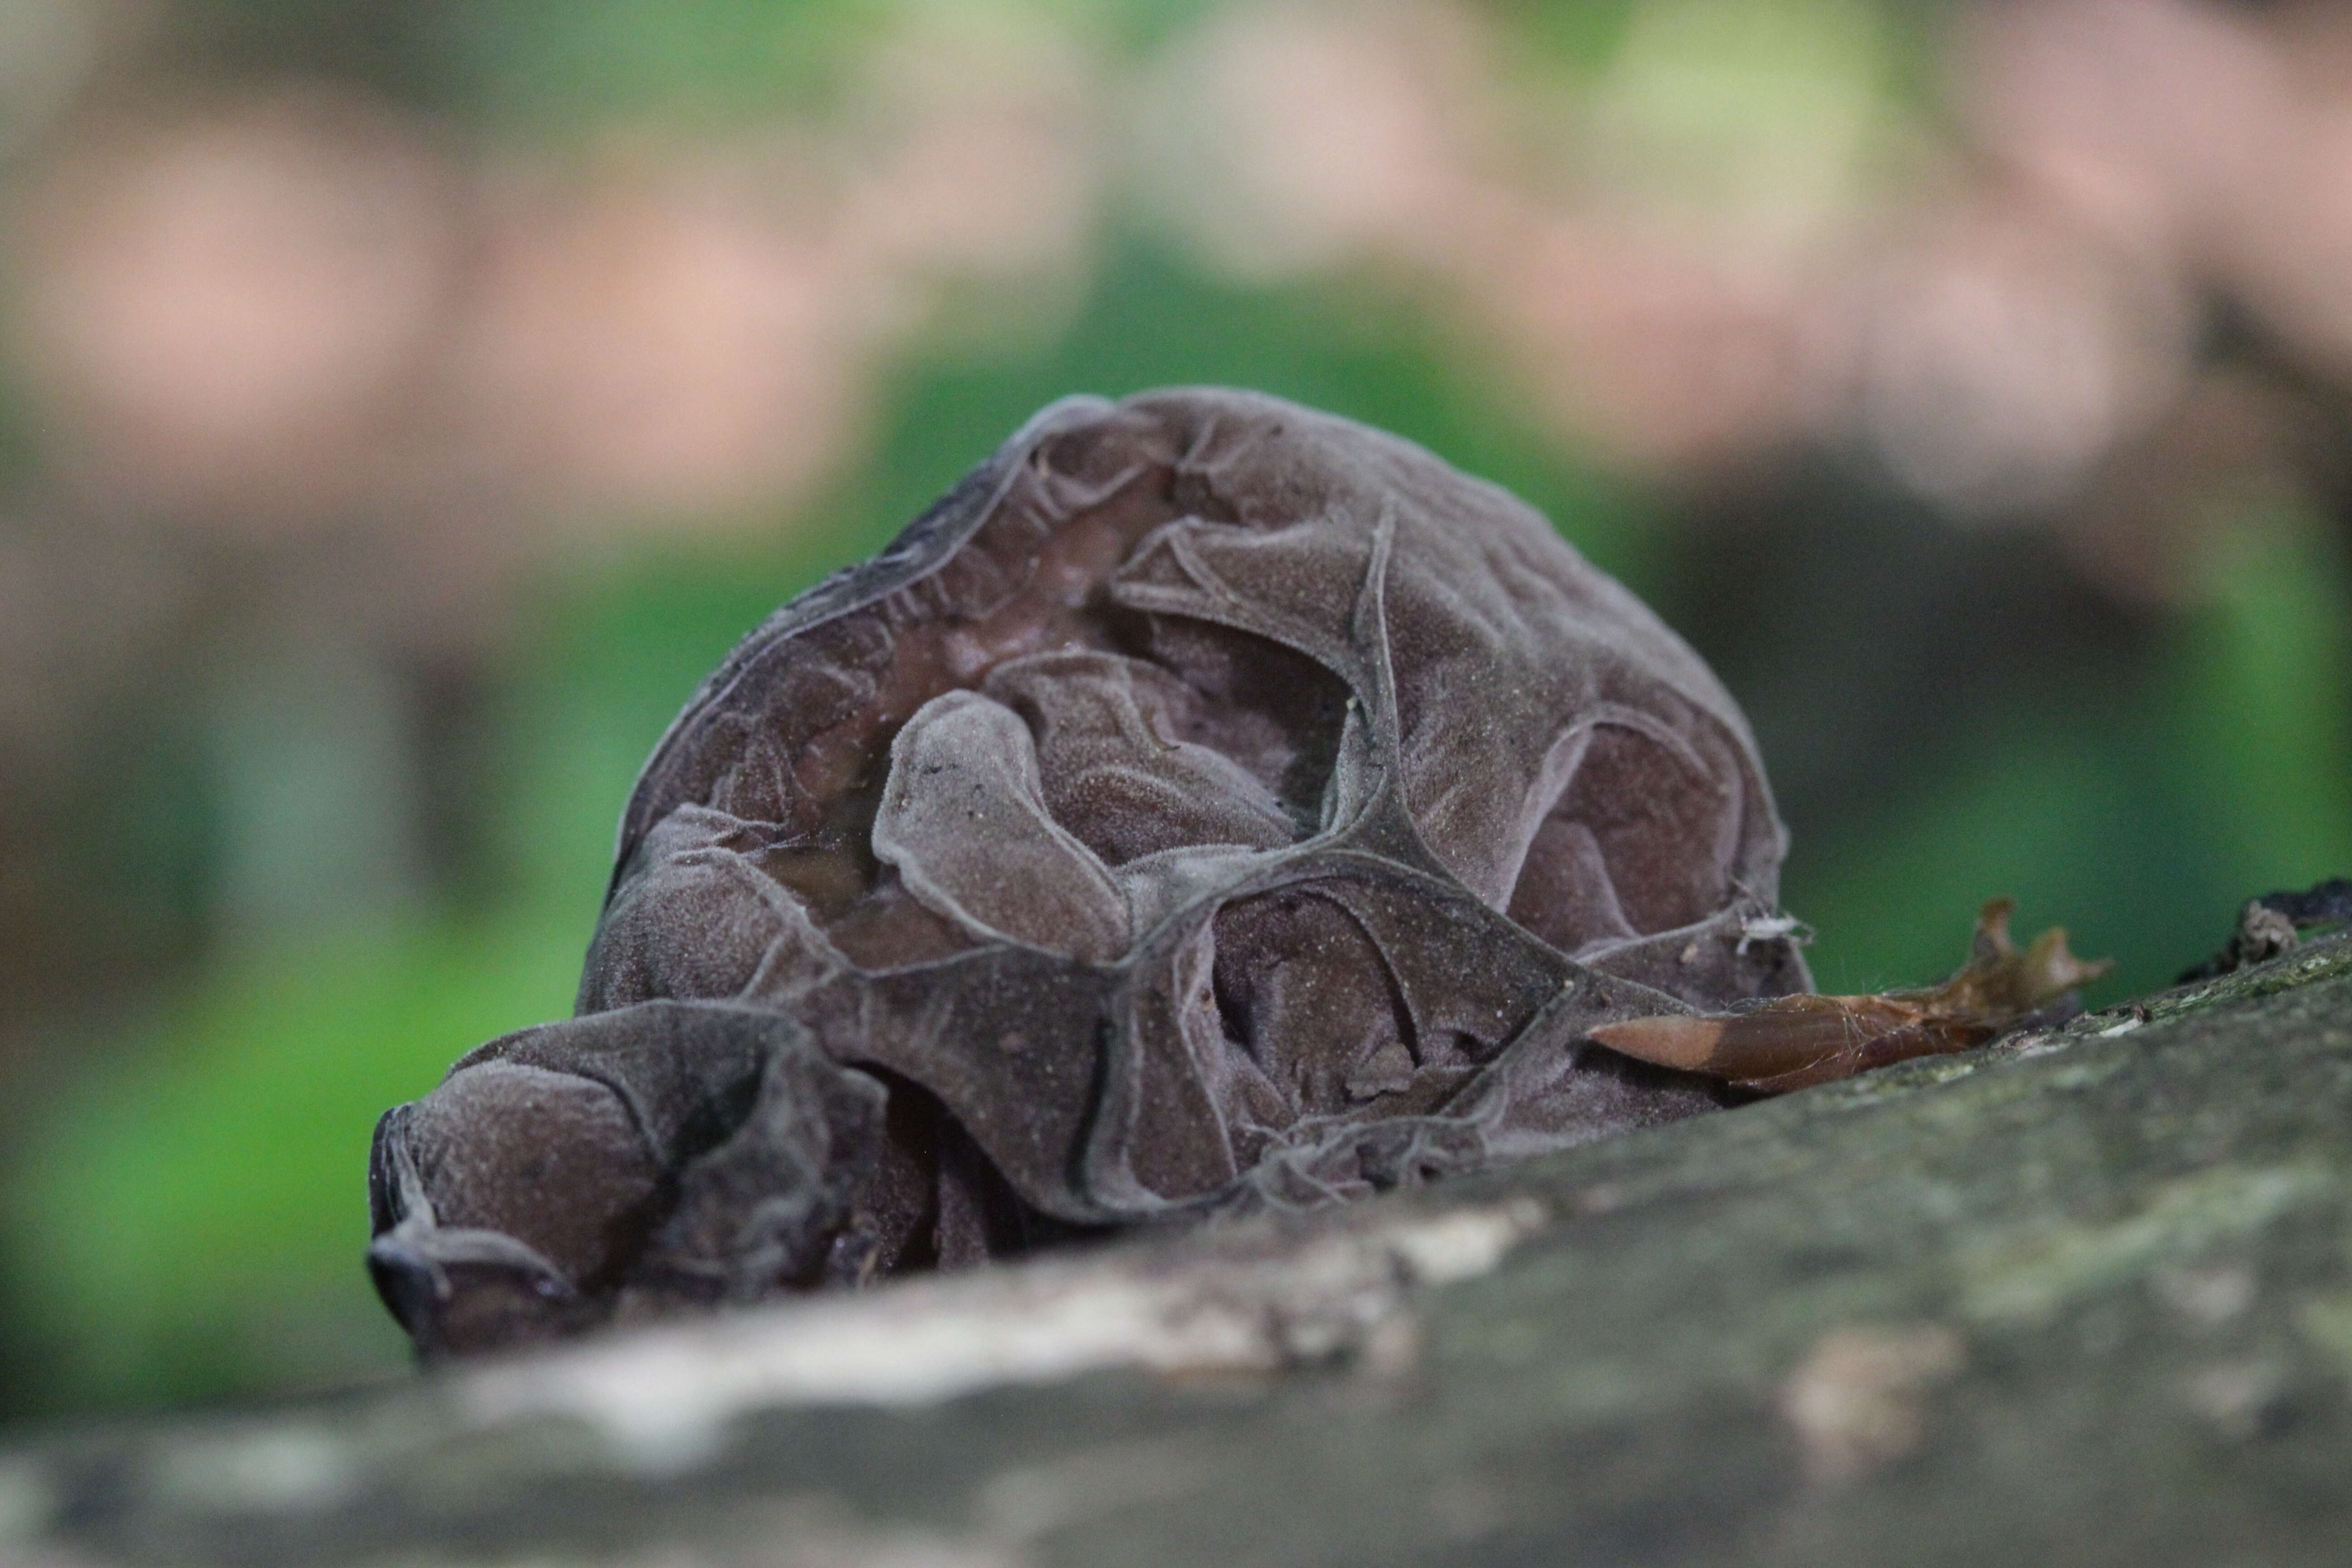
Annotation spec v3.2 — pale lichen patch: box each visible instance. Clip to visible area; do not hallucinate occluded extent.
[1779,1323,1965,1485]
[455,1198,1544,1470]
[1958,1163,2334,1327]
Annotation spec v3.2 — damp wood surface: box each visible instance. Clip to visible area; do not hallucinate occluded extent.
[10,930,2352,1567]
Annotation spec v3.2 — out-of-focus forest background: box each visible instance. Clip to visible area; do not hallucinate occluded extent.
[0,0,2347,1422]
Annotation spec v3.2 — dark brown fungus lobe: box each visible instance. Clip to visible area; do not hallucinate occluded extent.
[369,388,1812,1354]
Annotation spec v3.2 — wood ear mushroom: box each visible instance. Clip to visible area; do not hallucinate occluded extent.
[369,388,1815,1355]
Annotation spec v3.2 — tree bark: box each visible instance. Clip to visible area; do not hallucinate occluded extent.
[10,933,2352,1567]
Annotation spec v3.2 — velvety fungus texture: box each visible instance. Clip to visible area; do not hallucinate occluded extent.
[369,388,1810,1355]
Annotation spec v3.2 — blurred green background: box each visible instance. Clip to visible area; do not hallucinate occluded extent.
[1,0,2347,1420]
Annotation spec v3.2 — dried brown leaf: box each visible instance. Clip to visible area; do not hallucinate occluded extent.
[1590,899,2111,1094]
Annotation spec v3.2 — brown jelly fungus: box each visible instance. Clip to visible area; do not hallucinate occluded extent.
[368,388,1808,1355]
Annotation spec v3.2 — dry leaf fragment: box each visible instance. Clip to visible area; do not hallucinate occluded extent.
[1590,899,2111,1093]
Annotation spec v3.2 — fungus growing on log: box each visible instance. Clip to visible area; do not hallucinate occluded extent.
[369,387,1820,1356]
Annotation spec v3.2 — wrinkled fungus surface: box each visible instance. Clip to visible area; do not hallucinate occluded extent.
[369,389,1810,1354]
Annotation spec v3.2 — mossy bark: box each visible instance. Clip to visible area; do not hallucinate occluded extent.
[10,933,2352,1567]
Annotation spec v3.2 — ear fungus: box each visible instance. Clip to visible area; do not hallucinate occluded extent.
[370,389,1809,1354]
